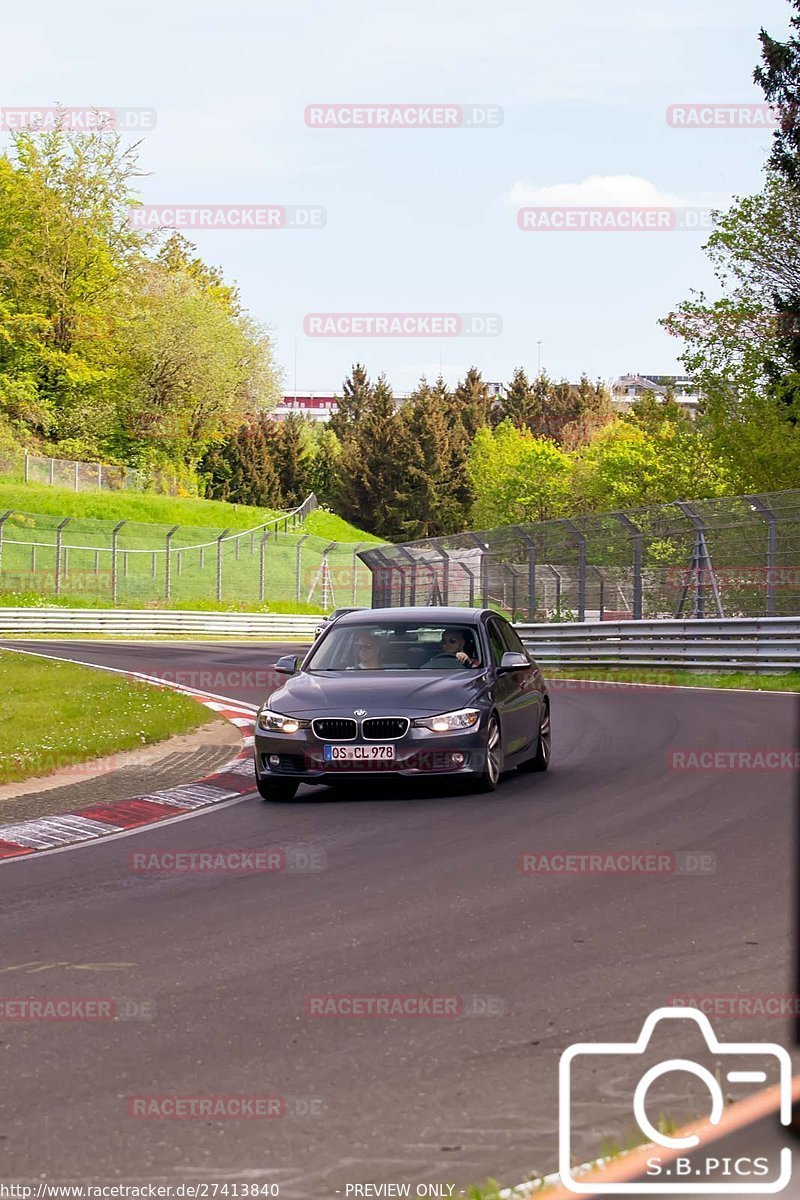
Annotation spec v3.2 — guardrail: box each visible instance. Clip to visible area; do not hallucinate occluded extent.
[515,616,800,672]
[0,609,320,638]
[2,610,799,670]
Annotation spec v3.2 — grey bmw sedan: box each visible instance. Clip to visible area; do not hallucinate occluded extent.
[254,607,550,799]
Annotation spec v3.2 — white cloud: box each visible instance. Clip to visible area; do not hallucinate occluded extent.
[508,174,693,208]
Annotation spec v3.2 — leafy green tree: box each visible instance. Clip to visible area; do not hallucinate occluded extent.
[467,420,574,526]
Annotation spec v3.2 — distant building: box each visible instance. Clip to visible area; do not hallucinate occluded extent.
[273,392,339,422]
[612,374,700,416]
[274,383,506,422]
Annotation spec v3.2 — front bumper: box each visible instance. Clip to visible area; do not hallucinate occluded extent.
[254,722,487,782]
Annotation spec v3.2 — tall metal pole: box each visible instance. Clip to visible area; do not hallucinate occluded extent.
[111,521,126,604]
[748,495,778,618]
[0,511,13,581]
[615,513,643,620]
[55,517,71,597]
[165,525,179,602]
[216,529,230,603]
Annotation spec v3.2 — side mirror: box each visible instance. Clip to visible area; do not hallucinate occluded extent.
[498,651,530,672]
[274,655,299,675]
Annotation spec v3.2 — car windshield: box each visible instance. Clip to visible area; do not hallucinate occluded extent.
[305,622,483,671]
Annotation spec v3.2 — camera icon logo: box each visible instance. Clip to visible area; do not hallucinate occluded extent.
[559,1007,792,1194]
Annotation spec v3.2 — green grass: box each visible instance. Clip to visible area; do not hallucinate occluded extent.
[0,649,211,785]
[0,492,381,610]
[0,480,282,531]
[544,667,800,692]
[303,508,383,543]
[0,593,325,614]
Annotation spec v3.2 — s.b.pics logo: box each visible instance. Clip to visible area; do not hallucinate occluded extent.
[559,1007,792,1193]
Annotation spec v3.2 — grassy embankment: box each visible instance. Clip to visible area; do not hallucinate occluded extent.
[0,649,211,785]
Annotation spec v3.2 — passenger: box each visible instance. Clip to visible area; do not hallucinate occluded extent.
[353,632,382,670]
[424,628,480,669]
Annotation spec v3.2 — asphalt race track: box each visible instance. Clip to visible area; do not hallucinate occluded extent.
[1,640,798,1197]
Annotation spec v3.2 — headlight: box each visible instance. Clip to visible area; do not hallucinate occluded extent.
[258,708,301,734]
[413,708,481,733]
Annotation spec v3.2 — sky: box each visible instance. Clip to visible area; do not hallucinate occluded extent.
[0,0,792,394]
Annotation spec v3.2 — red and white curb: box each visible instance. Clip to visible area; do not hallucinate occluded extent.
[0,669,259,861]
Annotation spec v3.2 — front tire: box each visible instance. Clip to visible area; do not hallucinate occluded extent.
[519,702,550,773]
[473,713,503,793]
[256,775,299,802]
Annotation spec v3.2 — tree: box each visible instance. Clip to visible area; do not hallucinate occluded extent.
[559,375,614,448]
[329,363,371,436]
[498,367,538,429]
[307,425,341,508]
[573,419,732,511]
[467,420,574,526]
[336,375,410,539]
[755,0,800,185]
[272,413,311,506]
[399,377,464,538]
[449,367,493,440]
[201,416,283,508]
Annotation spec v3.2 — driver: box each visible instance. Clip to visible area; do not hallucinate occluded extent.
[424,628,480,668]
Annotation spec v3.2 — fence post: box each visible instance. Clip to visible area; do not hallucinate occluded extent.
[673,501,723,619]
[295,534,310,601]
[615,513,643,620]
[165,525,179,602]
[547,565,563,618]
[111,520,126,604]
[97,462,102,491]
[259,532,269,602]
[747,495,778,617]
[74,461,79,492]
[512,526,537,621]
[49,458,54,485]
[0,511,12,581]
[560,520,586,621]
[351,543,366,606]
[395,546,417,606]
[55,517,71,596]
[94,550,100,576]
[216,529,229,603]
[24,453,29,485]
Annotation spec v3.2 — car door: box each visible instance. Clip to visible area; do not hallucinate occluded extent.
[495,615,542,757]
[485,616,527,757]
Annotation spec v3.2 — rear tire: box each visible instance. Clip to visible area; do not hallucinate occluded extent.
[257,775,299,802]
[519,702,550,773]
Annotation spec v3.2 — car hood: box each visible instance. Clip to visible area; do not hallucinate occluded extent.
[263,669,491,717]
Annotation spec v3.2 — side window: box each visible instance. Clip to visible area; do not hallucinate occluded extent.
[486,620,506,667]
[497,617,528,657]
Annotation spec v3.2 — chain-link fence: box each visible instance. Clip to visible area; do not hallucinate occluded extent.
[22,452,179,495]
[359,490,800,621]
[0,494,378,609]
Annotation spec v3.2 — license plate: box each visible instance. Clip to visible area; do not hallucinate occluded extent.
[323,744,395,763]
